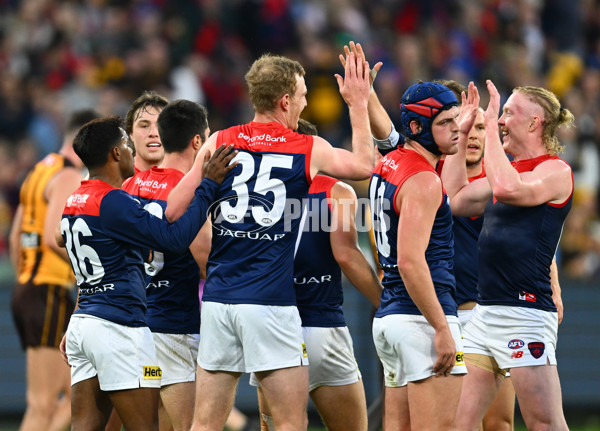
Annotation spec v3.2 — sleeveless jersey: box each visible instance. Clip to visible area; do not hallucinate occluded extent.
[61,178,218,326]
[203,121,313,305]
[17,153,77,287]
[478,155,572,311]
[452,169,486,305]
[369,148,457,317]
[294,175,345,327]
[122,167,200,334]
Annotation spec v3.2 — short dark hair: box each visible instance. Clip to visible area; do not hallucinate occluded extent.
[296,118,318,136]
[73,116,124,169]
[433,79,467,101]
[124,91,169,134]
[66,109,102,134]
[157,100,209,154]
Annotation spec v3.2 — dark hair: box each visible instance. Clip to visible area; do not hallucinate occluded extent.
[434,79,467,101]
[296,118,318,136]
[66,109,102,133]
[124,91,169,134]
[73,116,124,169]
[157,100,209,153]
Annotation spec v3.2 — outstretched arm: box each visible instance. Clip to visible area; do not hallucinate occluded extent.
[330,181,382,307]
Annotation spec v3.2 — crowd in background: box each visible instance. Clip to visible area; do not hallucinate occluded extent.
[1,0,600,281]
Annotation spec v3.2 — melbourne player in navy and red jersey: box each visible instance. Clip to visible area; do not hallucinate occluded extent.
[295,175,347,328]
[204,121,313,306]
[166,52,374,431]
[450,167,485,307]
[292,174,382,431]
[476,154,571,311]
[62,174,217,327]
[122,99,227,431]
[443,81,573,430]
[364,78,476,430]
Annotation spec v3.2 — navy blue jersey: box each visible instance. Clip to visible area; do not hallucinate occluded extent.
[370,149,457,317]
[453,214,483,304]
[203,122,313,305]
[122,168,200,334]
[452,169,486,305]
[294,175,345,327]
[61,178,218,326]
[478,155,572,311]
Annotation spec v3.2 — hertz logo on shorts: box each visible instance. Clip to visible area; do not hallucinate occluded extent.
[455,351,465,366]
[302,343,308,358]
[143,366,162,380]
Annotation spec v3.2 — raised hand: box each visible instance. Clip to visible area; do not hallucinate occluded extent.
[334,51,371,108]
[485,79,501,126]
[339,41,382,88]
[458,81,480,136]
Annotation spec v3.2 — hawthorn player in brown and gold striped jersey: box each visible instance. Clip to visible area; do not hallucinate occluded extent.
[9,109,99,431]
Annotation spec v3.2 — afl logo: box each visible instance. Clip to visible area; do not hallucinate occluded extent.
[508,339,525,349]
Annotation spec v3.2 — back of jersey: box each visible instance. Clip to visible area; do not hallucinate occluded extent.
[294,175,345,327]
[18,154,75,287]
[203,121,313,306]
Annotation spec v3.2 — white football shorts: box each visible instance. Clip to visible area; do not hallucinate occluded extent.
[372,314,466,387]
[66,314,161,390]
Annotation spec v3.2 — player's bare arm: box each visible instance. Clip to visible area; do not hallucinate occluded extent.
[8,204,23,271]
[189,220,211,279]
[330,181,382,307]
[550,257,563,324]
[396,171,456,376]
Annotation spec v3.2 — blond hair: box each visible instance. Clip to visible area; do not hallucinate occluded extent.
[514,86,574,155]
[245,54,305,114]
